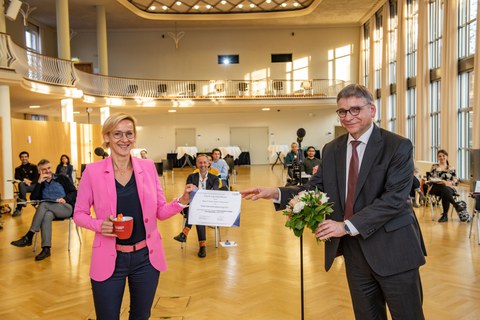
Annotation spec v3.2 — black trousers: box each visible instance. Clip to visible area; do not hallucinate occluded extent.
[183,207,206,242]
[424,184,456,214]
[342,236,424,320]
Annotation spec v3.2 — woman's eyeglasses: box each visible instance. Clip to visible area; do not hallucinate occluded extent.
[111,131,135,139]
[336,103,370,118]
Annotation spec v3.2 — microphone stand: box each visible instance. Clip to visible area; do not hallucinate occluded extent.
[295,136,305,320]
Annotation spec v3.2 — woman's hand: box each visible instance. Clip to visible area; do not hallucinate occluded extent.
[178,184,197,205]
[101,215,117,237]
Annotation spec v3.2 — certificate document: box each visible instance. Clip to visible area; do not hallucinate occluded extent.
[188,190,241,227]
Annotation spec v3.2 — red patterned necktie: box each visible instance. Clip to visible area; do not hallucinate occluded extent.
[344,140,361,219]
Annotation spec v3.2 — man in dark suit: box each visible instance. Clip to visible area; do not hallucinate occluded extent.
[241,84,426,319]
[173,154,219,258]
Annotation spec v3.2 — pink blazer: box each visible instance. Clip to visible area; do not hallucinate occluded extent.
[73,156,183,281]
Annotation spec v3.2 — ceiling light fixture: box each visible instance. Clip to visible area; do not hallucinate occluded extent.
[237,4,243,8]
[221,0,227,4]
[168,109,177,113]
[162,5,168,10]
[250,3,255,8]
[281,3,287,7]
[29,105,40,109]
[262,108,271,111]
[266,0,272,3]
[149,5,156,10]
[176,1,182,6]
[293,2,299,6]
[194,5,200,9]
[206,4,212,8]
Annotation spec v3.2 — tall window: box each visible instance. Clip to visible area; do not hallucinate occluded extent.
[363,23,370,86]
[458,0,478,58]
[457,0,477,180]
[429,81,441,160]
[428,0,443,69]
[25,23,40,53]
[388,0,398,132]
[374,10,383,127]
[405,0,418,144]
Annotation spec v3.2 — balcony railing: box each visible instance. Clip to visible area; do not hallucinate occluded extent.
[0,33,347,100]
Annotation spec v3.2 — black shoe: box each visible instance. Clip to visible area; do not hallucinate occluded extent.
[12,209,22,217]
[173,233,187,243]
[198,246,206,258]
[438,214,448,223]
[11,235,32,247]
[35,247,51,261]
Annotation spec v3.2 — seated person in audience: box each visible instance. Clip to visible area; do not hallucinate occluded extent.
[140,149,148,159]
[301,146,322,175]
[11,159,77,261]
[193,155,224,189]
[423,149,463,222]
[13,151,39,217]
[285,142,302,179]
[210,148,229,187]
[410,167,423,208]
[55,154,74,183]
[173,154,219,258]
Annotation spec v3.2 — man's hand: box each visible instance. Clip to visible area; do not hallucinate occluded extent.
[56,198,66,204]
[240,187,279,201]
[24,178,32,186]
[314,220,347,241]
[38,173,51,183]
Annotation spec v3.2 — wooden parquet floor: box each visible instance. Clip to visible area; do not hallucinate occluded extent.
[0,165,479,319]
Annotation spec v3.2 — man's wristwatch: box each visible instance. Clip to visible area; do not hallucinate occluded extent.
[344,223,351,235]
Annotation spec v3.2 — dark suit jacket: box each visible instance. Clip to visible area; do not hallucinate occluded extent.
[278,125,426,277]
[187,172,219,191]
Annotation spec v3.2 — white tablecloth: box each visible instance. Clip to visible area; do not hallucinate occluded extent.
[218,146,242,160]
[176,146,198,159]
[268,145,289,158]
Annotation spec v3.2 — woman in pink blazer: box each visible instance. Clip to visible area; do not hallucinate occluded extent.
[74,113,192,320]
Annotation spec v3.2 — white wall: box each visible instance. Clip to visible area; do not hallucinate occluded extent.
[71,26,359,82]
[133,106,340,163]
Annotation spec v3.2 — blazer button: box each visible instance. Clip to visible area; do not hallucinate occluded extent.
[145,218,149,223]
[147,234,151,239]
[150,249,153,254]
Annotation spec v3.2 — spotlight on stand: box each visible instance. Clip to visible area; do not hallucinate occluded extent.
[286,128,306,186]
[94,147,108,159]
[296,128,306,144]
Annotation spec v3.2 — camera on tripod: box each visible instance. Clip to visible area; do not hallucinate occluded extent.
[285,128,306,186]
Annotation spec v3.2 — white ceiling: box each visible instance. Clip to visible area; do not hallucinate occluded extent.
[9,0,378,118]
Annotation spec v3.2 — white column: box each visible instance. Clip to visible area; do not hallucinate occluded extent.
[380,3,390,129]
[61,98,74,123]
[415,0,430,161]
[56,0,71,60]
[473,0,480,149]
[100,107,110,125]
[0,85,13,199]
[96,5,109,76]
[396,0,407,137]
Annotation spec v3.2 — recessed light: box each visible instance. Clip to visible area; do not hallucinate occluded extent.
[266,0,272,3]
[176,1,182,5]
[73,111,80,114]
[168,109,177,113]
[29,105,40,109]
[221,0,227,4]
[162,5,168,10]
[293,2,299,6]
[262,108,270,111]
[194,5,200,9]
[250,3,255,8]
[281,3,287,7]
[237,4,243,8]
[149,5,156,10]
[206,4,212,8]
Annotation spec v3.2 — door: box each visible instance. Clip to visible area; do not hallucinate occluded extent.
[230,127,269,165]
[175,128,196,147]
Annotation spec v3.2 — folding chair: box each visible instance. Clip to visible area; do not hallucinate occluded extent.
[33,215,82,252]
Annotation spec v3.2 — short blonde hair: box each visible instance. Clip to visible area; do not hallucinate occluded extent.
[102,113,137,148]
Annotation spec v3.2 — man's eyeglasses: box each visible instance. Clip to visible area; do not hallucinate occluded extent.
[336,103,371,118]
[111,131,135,139]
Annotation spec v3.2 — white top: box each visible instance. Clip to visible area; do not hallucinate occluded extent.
[268,145,289,158]
[176,146,198,159]
[218,146,242,160]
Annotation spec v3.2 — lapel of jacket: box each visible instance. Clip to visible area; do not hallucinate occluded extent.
[132,157,145,212]
[355,125,384,201]
[103,157,117,216]
[334,135,348,211]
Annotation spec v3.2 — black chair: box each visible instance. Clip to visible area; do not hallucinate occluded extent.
[238,82,248,95]
[158,83,167,96]
[273,81,283,95]
[154,162,166,186]
[127,84,138,94]
[162,159,174,184]
[33,213,82,252]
